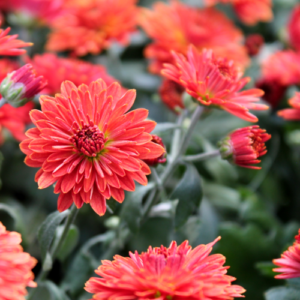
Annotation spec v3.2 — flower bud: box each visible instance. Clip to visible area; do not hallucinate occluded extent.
[143,135,167,166]
[245,34,264,56]
[218,125,271,169]
[0,64,47,107]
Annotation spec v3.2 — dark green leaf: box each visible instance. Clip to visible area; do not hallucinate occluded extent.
[120,183,154,234]
[256,262,277,277]
[172,164,203,229]
[37,210,69,271]
[0,203,21,228]
[42,281,70,300]
[56,225,79,261]
[265,286,300,300]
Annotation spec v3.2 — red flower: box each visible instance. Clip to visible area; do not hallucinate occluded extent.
[0,26,32,56]
[245,34,264,56]
[20,80,165,216]
[278,93,300,121]
[162,46,267,122]
[0,222,37,300]
[139,1,249,74]
[0,64,47,107]
[46,0,138,56]
[28,53,121,95]
[159,79,185,113]
[273,229,300,279]
[219,125,271,169]
[261,50,300,86]
[143,135,166,166]
[85,238,245,300]
[288,5,300,52]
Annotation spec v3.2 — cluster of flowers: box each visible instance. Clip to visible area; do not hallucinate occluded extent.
[0,0,299,300]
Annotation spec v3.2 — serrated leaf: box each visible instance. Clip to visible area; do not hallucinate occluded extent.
[120,183,155,234]
[152,123,180,134]
[37,210,69,270]
[56,225,79,261]
[265,286,300,300]
[172,164,203,229]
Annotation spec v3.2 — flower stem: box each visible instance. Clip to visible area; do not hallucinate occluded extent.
[183,150,220,162]
[151,167,168,200]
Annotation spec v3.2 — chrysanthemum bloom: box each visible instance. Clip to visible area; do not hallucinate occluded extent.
[218,125,271,169]
[0,26,32,56]
[0,64,47,107]
[28,53,121,95]
[159,79,185,113]
[46,0,138,56]
[261,50,300,86]
[288,5,300,52]
[143,135,166,166]
[85,238,245,300]
[255,78,286,108]
[273,229,300,279]
[139,1,249,74]
[0,222,37,300]
[20,80,165,215]
[278,93,300,121]
[245,34,264,56]
[204,0,273,25]
[162,46,267,122]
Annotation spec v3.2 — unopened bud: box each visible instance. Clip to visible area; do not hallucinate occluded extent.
[143,135,167,166]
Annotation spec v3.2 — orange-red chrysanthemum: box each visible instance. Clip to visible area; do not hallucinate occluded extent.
[0,26,32,56]
[288,5,300,52]
[139,1,249,74]
[85,238,245,300]
[273,229,300,279]
[20,79,165,216]
[204,0,273,25]
[162,46,267,122]
[0,222,37,300]
[278,92,300,121]
[46,0,138,56]
[28,53,121,95]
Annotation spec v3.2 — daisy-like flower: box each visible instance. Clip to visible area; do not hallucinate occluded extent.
[139,1,249,74]
[85,238,245,300]
[278,93,300,121]
[0,26,32,56]
[143,135,166,166]
[0,222,37,300]
[218,125,271,169]
[159,79,185,113]
[204,0,273,25]
[261,50,300,86]
[28,53,121,95]
[0,64,47,107]
[46,0,138,56]
[288,5,300,52]
[20,79,165,216]
[273,229,300,279]
[162,46,267,122]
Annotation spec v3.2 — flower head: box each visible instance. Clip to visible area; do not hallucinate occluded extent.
[218,125,271,169]
[159,79,185,113]
[278,93,300,121]
[0,64,47,107]
[288,5,300,52]
[20,79,165,216]
[0,26,32,56]
[162,46,267,122]
[245,34,264,56]
[28,53,121,95]
[0,222,37,300]
[273,229,300,279]
[46,0,138,56]
[85,238,245,300]
[139,1,249,74]
[143,135,167,166]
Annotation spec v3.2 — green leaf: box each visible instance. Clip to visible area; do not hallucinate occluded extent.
[152,123,180,134]
[120,183,155,234]
[287,278,300,289]
[256,261,277,278]
[56,225,79,261]
[0,203,21,228]
[265,286,300,300]
[37,210,69,271]
[172,164,203,229]
[41,281,70,300]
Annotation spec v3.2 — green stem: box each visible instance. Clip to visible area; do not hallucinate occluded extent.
[151,167,168,201]
[183,150,220,162]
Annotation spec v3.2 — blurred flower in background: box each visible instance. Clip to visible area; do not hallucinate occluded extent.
[288,5,300,51]
[278,93,300,121]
